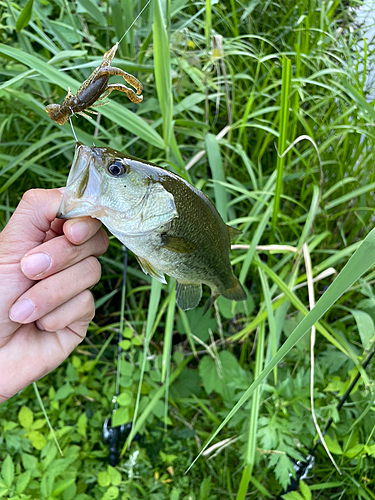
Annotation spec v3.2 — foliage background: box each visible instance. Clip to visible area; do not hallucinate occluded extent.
[1,0,375,498]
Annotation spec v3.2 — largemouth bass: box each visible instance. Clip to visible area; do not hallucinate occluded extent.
[58,143,246,311]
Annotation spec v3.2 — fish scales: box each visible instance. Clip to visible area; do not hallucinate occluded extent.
[157,176,235,291]
[58,143,246,311]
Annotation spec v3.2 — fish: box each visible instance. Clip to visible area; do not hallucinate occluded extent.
[45,43,143,126]
[57,142,247,311]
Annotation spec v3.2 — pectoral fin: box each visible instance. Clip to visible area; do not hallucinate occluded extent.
[175,282,202,310]
[161,234,195,254]
[135,255,167,284]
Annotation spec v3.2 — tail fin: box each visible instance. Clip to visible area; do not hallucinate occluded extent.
[222,278,247,302]
[203,278,246,315]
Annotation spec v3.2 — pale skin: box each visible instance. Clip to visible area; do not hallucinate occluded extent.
[0,188,109,403]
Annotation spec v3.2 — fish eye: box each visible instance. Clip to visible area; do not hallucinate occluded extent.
[107,160,126,177]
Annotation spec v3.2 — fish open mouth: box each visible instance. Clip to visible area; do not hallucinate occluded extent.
[57,143,102,219]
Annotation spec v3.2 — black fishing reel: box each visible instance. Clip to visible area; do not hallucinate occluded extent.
[277,454,315,499]
[102,418,132,466]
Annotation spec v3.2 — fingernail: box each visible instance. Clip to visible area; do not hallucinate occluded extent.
[9,299,35,323]
[36,320,45,331]
[21,253,52,278]
[69,221,90,243]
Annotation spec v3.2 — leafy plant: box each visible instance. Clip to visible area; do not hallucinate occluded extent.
[1,0,375,498]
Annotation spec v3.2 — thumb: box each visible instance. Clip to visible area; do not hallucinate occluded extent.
[0,189,63,263]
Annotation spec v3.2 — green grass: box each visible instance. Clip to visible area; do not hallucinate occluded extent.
[1,0,375,498]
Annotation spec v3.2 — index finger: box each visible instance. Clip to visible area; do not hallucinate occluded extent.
[0,189,63,263]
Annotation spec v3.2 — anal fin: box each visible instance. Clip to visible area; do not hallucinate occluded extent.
[135,255,167,284]
[175,282,202,310]
[202,292,219,315]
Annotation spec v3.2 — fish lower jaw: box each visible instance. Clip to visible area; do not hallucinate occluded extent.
[58,196,106,220]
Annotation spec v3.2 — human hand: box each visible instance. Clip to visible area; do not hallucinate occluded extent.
[0,189,109,403]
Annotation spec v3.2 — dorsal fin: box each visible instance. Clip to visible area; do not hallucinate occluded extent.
[227,225,241,241]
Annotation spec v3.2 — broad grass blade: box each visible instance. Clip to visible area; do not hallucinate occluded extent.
[15,0,34,32]
[122,356,192,452]
[205,133,228,222]
[341,79,375,122]
[76,0,106,26]
[237,318,265,500]
[128,279,162,445]
[239,202,273,284]
[259,269,277,382]
[162,286,176,382]
[272,55,291,233]
[153,0,173,152]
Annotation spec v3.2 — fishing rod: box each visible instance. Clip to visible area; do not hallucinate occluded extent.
[277,345,375,498]
[102,248,133,466]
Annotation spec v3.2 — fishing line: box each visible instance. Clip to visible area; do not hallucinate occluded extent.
[69,0,152,142]
[67,0,152,143]
[117,0,153,45]
[69,115,78,142]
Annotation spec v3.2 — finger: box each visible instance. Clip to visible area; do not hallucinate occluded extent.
[20,228,108,280]
[36,289,95,333]
[63,217,103,245]
[9,256,101,324]
[43,218,65,242]
[44,215,102,244]
[0,189,63,263]
[0,297,93,402]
